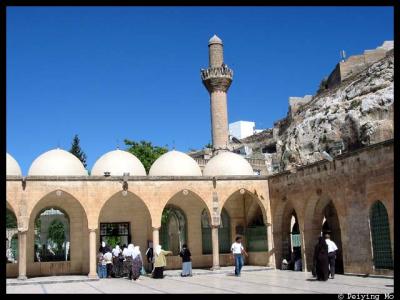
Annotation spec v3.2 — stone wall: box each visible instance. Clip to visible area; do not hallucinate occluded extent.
[269,139,393,276]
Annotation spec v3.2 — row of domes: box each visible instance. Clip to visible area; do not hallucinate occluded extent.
[7,149,255,177]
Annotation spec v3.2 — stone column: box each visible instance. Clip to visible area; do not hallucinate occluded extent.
[88,229,98,278]
[211,226,220,270]
[17,230,27,280]
[266,223,276,268]
[152,227,160,250]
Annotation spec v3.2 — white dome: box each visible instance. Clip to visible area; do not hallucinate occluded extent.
[209,34,223,45]
[149,150,202,176]
[7,153,22,176]
[203,152,254,176]
[28,149,88,176]
[91,149,146,176]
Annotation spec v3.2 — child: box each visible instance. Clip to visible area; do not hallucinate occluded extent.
[179,244,192,277]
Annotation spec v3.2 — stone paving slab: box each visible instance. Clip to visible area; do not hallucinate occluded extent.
[6,267,394,299]
[7,275,99,286]
[6,268,394,294]
[6,266,271,285]
[164,265,272,277]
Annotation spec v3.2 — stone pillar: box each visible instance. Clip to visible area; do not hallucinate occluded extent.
[17,230,27,280]
[152,227,160,250]
[88,229,98,278]
[266,223,276,268]
[211,226,220,270]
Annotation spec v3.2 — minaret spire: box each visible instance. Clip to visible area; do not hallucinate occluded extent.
[201,34,233,154]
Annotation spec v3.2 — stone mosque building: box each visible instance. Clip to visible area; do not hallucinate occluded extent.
[6,35,393,279]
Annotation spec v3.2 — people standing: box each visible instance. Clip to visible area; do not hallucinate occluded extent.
[104,248,113,278]
[152,245,172,279]
[313,236,329,281]
[325,233,338,279]
[179,244,192,277]
[97,248,107,279]
[131,246,143,282]
[231,236,248,277]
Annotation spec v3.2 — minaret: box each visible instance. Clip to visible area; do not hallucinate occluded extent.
[201,34,233,153]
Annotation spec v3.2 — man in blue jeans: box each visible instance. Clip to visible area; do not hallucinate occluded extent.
[231,236,248,276]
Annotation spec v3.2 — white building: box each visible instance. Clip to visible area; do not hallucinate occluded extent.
[229,121,263,140]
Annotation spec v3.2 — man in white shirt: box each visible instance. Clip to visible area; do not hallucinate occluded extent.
[325,233,338,279]
[231,236,248,276]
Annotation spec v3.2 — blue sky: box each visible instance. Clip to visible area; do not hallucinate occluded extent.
[6,6,393,174]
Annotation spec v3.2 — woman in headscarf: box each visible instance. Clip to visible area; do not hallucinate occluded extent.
[100,241,107,254]
[123,244,134,279]
[112,245,122,278]
[179,244,192,277]
[131,246,143,281]
[152,245,172,279]
[313,236,329,281]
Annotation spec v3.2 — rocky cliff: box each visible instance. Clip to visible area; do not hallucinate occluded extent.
[240,44,394,172]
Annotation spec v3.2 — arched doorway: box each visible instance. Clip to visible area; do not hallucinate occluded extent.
[27,191,89,276]
[98,191,152,264]
[201,208,231,254]
[159,190,210,269]
[369,201,393,270]
[222,190,269,266]
[317,200,344,274]
[34,208,70,262]
[160,206,187,255]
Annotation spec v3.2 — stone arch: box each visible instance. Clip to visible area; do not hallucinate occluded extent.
[273,198,304,271]
[222,189,270,266]
[7,201,18,221]
[155,189,212,228]
[158,189,211,268]
[27,190,89,276]
[97,190,152,268]
[369,200,393,270]
[304,193,344,274]
[221,188,269,225]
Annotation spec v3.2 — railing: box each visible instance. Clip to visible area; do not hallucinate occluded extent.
[200,66,233,81]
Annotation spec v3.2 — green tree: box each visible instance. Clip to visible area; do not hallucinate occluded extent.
[48,220,66,254]
[69,134,87,168]
[6,209,17,228]
[124,139,168,173]
[204,142,212,149]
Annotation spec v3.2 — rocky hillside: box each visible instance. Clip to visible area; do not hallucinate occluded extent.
[239,45,394,172]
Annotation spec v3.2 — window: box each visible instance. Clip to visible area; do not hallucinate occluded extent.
[100,222,131,248]
[160,206,187,255]
[370,201,393,269]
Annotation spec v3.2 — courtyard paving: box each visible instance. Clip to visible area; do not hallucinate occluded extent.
[6,267,394,294]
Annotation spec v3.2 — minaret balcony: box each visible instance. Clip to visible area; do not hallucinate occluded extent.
[201,66,233,93]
